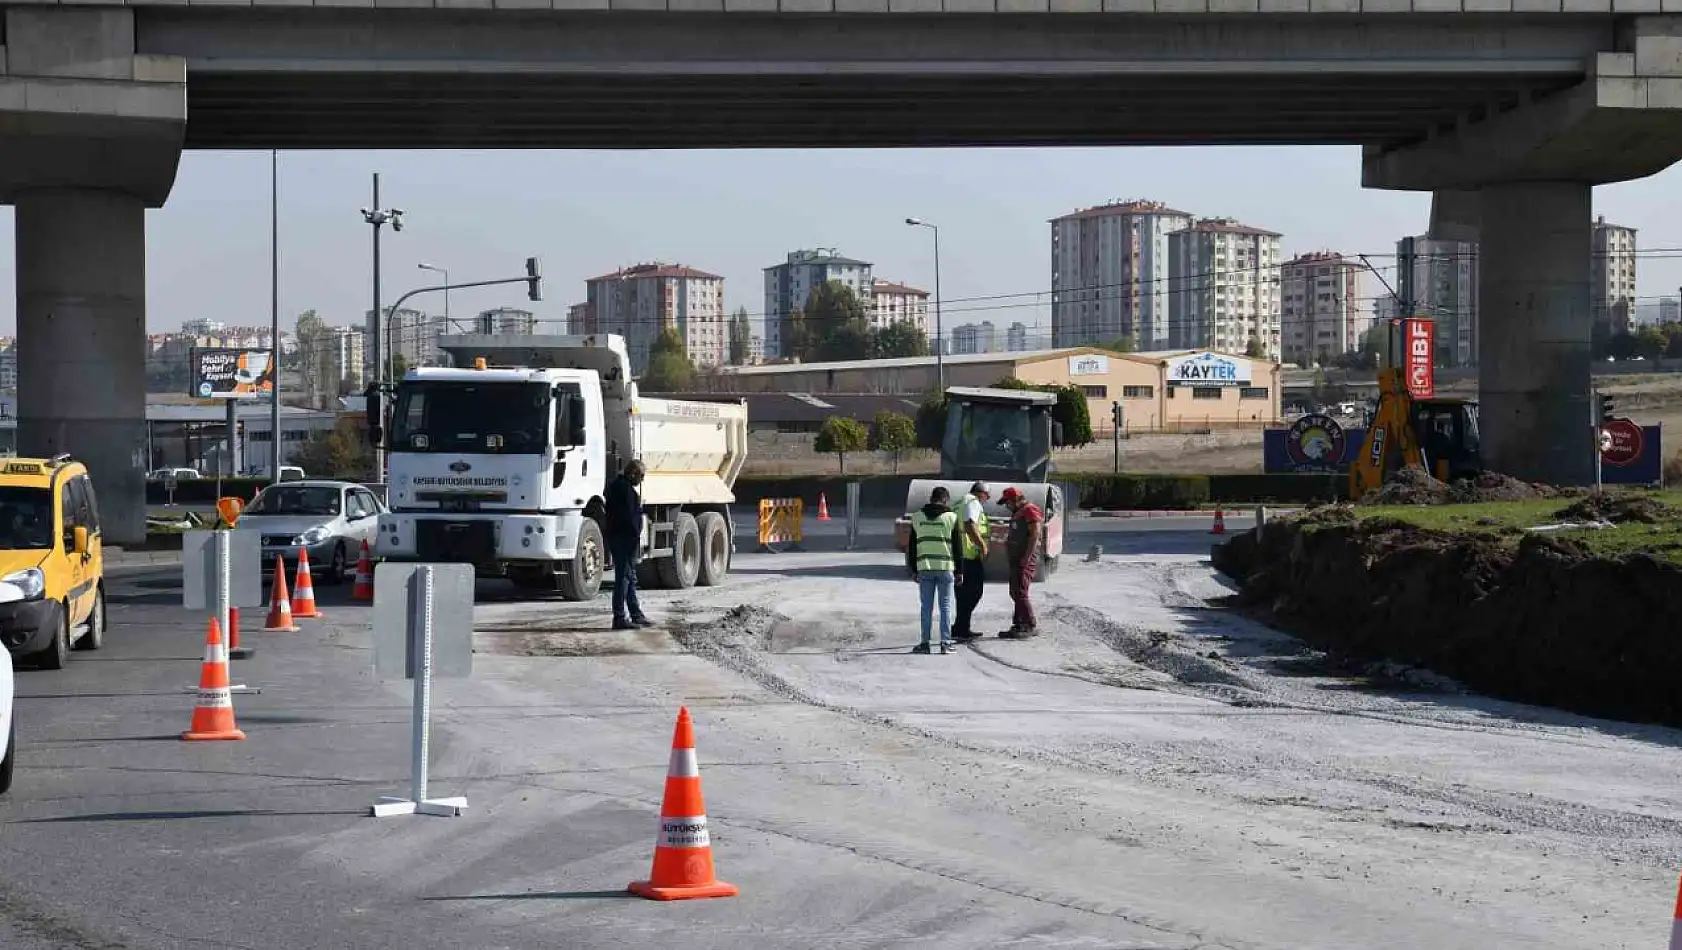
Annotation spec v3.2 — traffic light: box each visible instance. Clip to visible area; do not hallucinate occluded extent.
[1599,392,1616,424]
[1111,401,1123,430]
[525,256,543,302]
[236,420,245,437]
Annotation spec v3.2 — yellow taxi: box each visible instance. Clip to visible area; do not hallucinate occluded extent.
[0,455,106,669]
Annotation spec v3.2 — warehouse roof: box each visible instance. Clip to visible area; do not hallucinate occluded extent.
[642,391,924,425]
[719,345,1156,376]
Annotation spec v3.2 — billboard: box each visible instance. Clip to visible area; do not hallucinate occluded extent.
[1264,423,1664,485]
[1403,318,1434,399]
[191,348,275,400]
[1165,351,1253,387]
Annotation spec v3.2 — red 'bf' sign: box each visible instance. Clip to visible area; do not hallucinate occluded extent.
[1404,318,1435,399]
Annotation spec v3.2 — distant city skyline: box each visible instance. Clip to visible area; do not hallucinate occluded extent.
[1,146,1679,341]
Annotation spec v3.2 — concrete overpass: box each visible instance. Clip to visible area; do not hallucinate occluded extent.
[6,2,1682,538]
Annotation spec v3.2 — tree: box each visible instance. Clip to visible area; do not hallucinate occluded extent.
[291,418,375,480]
[990,376,1092,447]
[1245,335,1266,359]
[1634,324,1668,360]
[872,410,917,474]
[1101,336,1136,354]
[390,353,413,379]
[727,307,754,365]
[794,280,872,362]
[814,416,869,473]
[915,390,948,450]
[1665,324,1682,359]
[874,320,930,359]
[642,327,695,392]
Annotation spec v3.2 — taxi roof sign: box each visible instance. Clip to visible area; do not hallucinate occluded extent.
[4,462,45,476]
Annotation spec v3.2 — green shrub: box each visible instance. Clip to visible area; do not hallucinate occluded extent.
[1064,473,1211,509]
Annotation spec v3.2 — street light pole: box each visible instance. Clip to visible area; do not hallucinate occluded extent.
[906,217,944,391]
[269,149,282,486]
[362,174,405,480]
[419,263,450,330]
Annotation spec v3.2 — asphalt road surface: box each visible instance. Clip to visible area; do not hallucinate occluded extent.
[2,518,1675,950]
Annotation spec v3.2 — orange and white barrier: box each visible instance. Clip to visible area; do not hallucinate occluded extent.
[183,619,246,742]
[264,555,300,632]
[291,549,321,619]
[352,541,374,601]
[628,707,739,901]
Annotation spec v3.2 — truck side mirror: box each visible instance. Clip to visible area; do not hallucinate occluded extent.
[72,525,89,555]
[567,393,588,446]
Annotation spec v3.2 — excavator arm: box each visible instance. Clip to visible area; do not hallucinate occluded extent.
[1349,367,1427,500]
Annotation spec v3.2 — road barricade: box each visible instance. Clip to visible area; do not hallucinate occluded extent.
[757,497,804,553]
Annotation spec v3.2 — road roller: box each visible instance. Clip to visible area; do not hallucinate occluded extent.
[893,386,1064,582]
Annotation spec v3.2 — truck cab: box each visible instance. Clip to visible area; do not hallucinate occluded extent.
[372,334,746,601]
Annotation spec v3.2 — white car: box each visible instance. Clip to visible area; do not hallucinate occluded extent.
[241,480,387,584]
[1,637,13,794]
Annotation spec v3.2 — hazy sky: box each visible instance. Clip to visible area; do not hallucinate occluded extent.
[1,145,1680,340]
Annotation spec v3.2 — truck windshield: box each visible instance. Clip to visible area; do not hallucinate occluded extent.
[949,403,1050,476]
[0,487,54,550]
[390,382,551,454]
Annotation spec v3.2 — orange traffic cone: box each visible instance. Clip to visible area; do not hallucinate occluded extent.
[817,492,830,522]
[291,549,321,619]
[264,556,300,632]
[1210,509,1226,535]
[352,541,374,601]
[628,707,739,902]
[183,618,246,741]
[1670,874,1682,950]
[228,605,254,659]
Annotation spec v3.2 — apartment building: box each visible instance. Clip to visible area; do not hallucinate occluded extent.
[566,302,595,335]
[1050,199,1193,350]
[1006,322,1029,352]
[951,321,998,355]
[365,307,446,373]
[474,307,537,336]
[871,279,931,341]
[586,262,727,372]
[1167,218,1283,360]
[763,249,874,358]
[1396,236,1478,367]
[317,325,366,393]
[1280,252,1369,366]
[1592,216,1638,336]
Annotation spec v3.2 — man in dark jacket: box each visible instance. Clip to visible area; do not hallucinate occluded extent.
[998,486,1043,639]
[604,460,653,630]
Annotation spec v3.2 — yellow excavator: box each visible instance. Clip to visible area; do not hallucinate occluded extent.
[1347,327,1482,500]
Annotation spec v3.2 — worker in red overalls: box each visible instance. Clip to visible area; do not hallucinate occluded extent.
[998,487,1043,639]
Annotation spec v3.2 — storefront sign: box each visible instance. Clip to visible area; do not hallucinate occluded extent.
[1165,352,1252,387]
[1404,318,1434,399]
[1068,355,1110,376]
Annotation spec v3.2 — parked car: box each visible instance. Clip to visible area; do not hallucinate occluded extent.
[146,467,202,482]
[0,456,108,669]
[241,480,386,584]
[1,647,13,795]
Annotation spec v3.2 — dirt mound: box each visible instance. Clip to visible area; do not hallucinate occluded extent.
[1448,472,1555,503]
[1213,516,1682,727]
[1357,467,1451,506]
[1553,493,1681,525]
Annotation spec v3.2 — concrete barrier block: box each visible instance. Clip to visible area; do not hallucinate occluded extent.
[131,55,187,81]
[1209,0,1259,10]
[436,0,495,7]
[1258,0,1310,9]
[375,0,436,8]
[888,0,942,9]
[997,0,1049,10]
[1510,0,1561,10]
[1308,0,1360,11]
[1461,0,1511,9]
[1592,51,1637,76]
[1596,76,1648,108]
[1103,0,1155,9]
[1412,0,1462,9]
[1050,0,1102,9]
[669,0,725,7]
[311,0,374,7]
[0,48,6,77]
[1637,33,1682,74]
[251,0,312,6]
[1360,0,1411,11]
[1613,0,1661,8]
[610,0,669,8]
[943,0,996,10]
[725,0,779,8]
[836,0,889,9]
[552,0,611,6]
[1646,76,1682,107]
[1154,0,1208,9]
[1563,0,1612,10]
[1664,0,1682,11]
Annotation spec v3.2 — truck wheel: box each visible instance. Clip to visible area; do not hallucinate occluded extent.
[31,603,70,671]
[73,586,105,651]
[657,513,701,589]
[558,519,605,602]
[696,512,729,586]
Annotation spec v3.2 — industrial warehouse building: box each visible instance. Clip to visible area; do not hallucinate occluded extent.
[713,347,1282,432]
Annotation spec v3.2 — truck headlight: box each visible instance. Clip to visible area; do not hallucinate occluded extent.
[3,568,45,601]
[294,526,332,545]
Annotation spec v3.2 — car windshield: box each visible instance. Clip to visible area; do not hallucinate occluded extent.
[0,486,54,550]
[389,381,551,454]
[247,486,341,517]
[950,403,1049,475]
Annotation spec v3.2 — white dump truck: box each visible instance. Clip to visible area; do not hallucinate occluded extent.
[370,334,747,600]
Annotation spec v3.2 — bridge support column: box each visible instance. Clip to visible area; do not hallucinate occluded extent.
[1,7,186,544]
[1477,182,1594,487]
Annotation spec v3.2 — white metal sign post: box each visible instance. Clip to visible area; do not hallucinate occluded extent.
[371,562,474,819]
[182,529,263,693]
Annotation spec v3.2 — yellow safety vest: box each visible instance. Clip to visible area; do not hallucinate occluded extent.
[912,510,958,573]
[958,494,990,560]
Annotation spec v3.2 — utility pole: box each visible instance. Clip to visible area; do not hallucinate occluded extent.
[362,174,404,481]
[1111,401,1123,473]
[906,218,944,391]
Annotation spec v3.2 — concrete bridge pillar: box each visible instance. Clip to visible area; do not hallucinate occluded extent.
[1476,183,1594,486]
[0,8,186,544]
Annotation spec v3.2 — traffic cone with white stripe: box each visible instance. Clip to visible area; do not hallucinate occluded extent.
[817,492,831,521]
[182,618,246,742]
[352,541,374,601]
[628,707,739,901]
[291,549,321,619]
[1210,508,1226,535]
[1669,873,1682,950]
[263,555,300,632]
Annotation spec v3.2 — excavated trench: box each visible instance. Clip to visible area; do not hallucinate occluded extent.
[1211,507,1682,727]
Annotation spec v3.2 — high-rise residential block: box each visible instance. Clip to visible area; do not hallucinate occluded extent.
[1167,218,1283,360]
[1281,251,1370,366]
[586,262,726,372]
[763,248,874,359]
[1591,216,1638,337]
[1050,200,1193,350]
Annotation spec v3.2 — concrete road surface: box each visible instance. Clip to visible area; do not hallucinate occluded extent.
[0,530,1676,949]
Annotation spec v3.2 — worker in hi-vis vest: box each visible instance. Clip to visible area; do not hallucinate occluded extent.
[951,480,991,642]
[910,485,960,655]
